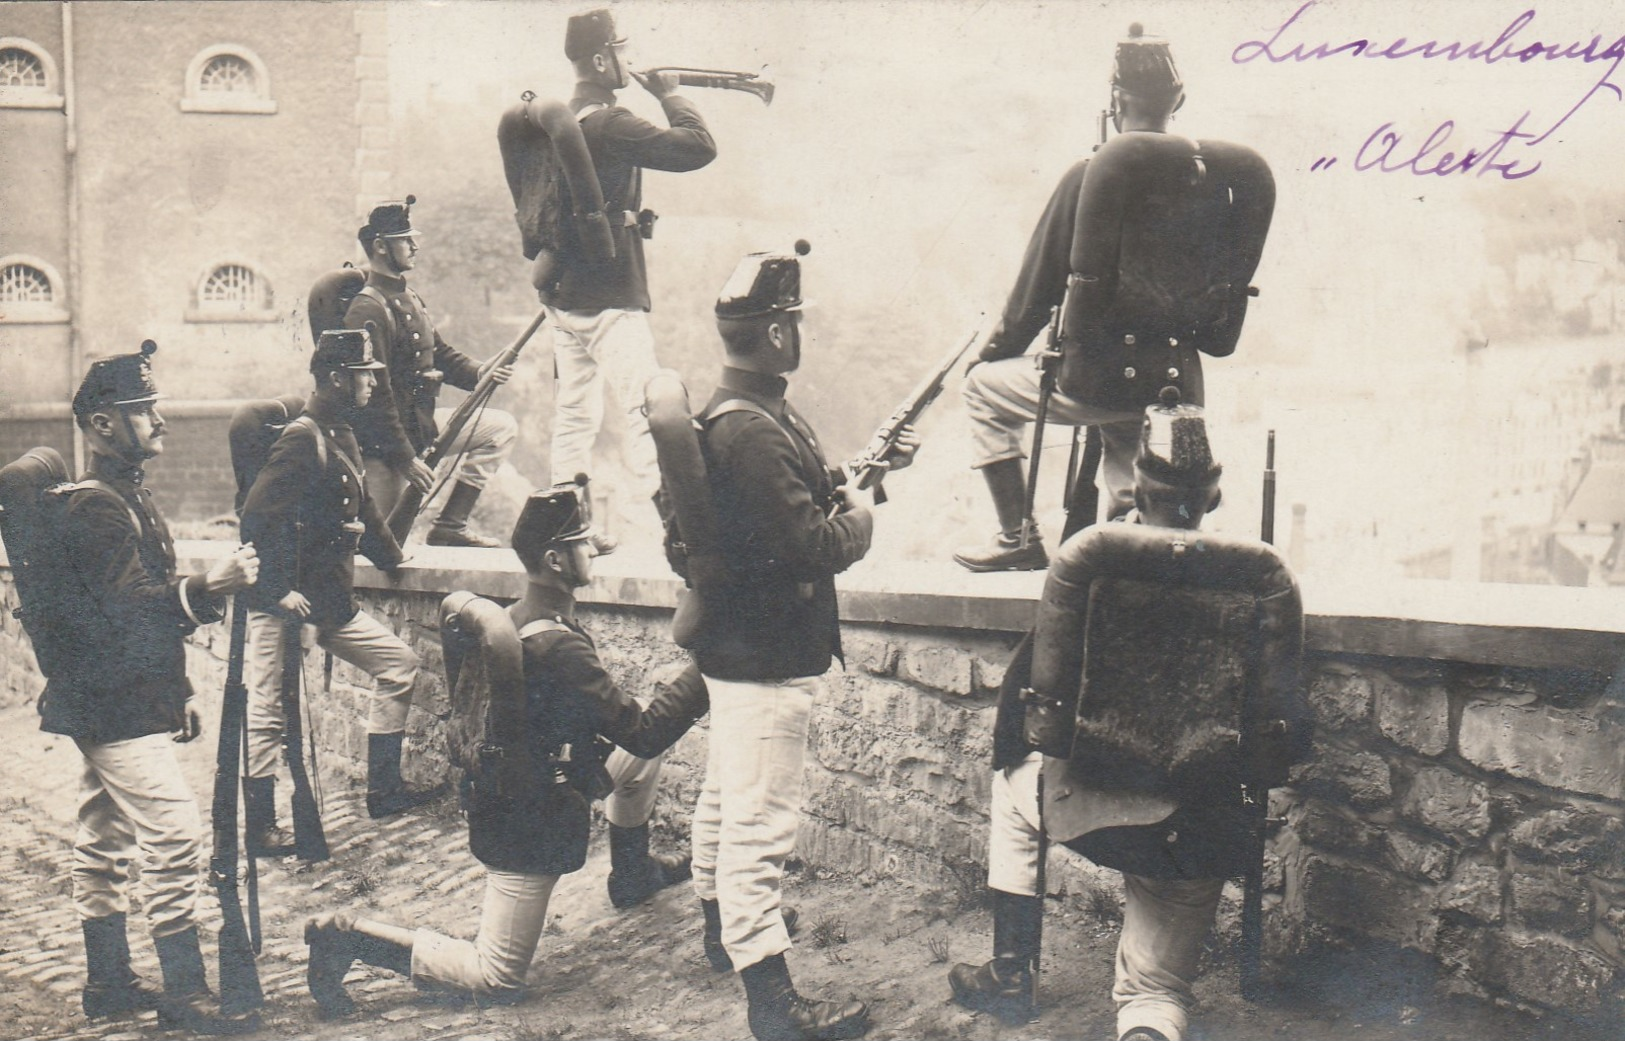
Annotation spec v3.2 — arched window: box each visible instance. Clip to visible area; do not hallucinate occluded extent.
[181,45,276,114]
[0,255,69,323]
[187,260,276,322]
[0,38,63,110]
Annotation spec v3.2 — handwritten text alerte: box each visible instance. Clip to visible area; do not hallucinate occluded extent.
[1232,3,1625,180]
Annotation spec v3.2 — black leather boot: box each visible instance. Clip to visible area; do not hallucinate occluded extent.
[153,926,257,1035]
[607,822,692,909]
[740,952,869,1041]
[953,459,1048,572]
[703,900,801,972]
[427,482,502,547]
[304,913,414,1018]
[81,913,161,1021]
[366,732,447,819]
[242,776,297,857]
[947,889,1042,1023]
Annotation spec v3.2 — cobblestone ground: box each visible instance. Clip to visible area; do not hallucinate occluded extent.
[0,702,1606,1041]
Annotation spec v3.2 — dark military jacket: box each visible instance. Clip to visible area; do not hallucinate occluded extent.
[239,395,403,630]
[688,367,873,682]
[466,585,706,875]
[549,82,717,314]
[345,269,482,470]
[39,454,224,743]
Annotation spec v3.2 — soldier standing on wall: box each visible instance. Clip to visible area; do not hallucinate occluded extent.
[239,330,444,821]
[543,8,717,552]
[345,197,518,548]
[956,25,1272,572]
[45,342,261,1033]
[302,479,706,1015]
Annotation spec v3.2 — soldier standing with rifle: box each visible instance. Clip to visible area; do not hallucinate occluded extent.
[239,331,444,823]
[346,197,518,548]
[44,343,260,1033]
[543,8,717,552]
[956,24,1272,572]
[680,247,914,1041]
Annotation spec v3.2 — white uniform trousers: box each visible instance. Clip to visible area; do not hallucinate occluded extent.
[409,751,666,997]
[243,607,420,778]
[72,734,203,938]
[987,753,1225,1041]
[362,406,518,518]
[690,674,820,973]
[544,306,663,502]
[963,356,1143,520]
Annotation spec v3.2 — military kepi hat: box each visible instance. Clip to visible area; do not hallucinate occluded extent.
[72,339,161,420]
[1111,23,1182,100]
[512,475,594,554]
[1136,387,1221,491]
[366,194,417,239]
[565,8,626,61]
[716,240,811,319]
[310,329,386,375]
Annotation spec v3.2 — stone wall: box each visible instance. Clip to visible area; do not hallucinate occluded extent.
[3,545,1623,1021]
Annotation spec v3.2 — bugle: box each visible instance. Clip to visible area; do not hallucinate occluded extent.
[642,66,774,105]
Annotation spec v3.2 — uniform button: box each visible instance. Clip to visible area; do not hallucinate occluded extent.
[342,497,351,506]
[1166,830,1179,844]
[1124,334,1136,346]
[341,474,349,483]
[412,332,421,341]
[1169,337,1179,347]
[1168,367,1180,379]
[1124,366,1136,379]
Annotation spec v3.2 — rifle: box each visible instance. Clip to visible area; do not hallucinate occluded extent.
[1240,429,1277,1002]
[1021,302,1067,548]
[847,330,978,503]
[280,619,330,862]
[208,601,264,1018]
[385,307,549,543]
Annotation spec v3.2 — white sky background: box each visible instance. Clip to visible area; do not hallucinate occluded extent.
[385,0,1625,576]
[387,0,1625,363]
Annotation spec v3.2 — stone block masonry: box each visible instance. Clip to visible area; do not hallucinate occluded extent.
[4,545,1625,1022]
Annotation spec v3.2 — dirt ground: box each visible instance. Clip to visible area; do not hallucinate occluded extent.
[0,698,1614,1041]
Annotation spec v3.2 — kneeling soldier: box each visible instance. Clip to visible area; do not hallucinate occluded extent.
[47,342,260,1032]
[239,330,443,822]
[949,399,1306,1041]
[303,478,704,1013]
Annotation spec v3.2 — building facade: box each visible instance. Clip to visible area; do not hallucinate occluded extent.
[0,1,388,519]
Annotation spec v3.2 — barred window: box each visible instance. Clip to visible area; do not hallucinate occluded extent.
[0,38,62,109]
[0,47,45,88]
[181,45,276,114]
[198,53,255,94]
[0,263,52,303]
[188,261,275,322]
[0,255,68,322]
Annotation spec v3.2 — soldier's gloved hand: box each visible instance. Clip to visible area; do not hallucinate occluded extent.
[479,354,514,386]
[175,706,203,744]
[204,543,260,594]
[406,458,435,492]
[278,591,313,619]
[631,68,680,98]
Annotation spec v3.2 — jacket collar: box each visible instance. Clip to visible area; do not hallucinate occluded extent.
[88,452,144,489]
[523,581,578,625]
[366,268,409,294]
[306,392,354,429]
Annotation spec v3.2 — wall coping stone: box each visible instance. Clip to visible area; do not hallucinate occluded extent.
[39,540,1603,674]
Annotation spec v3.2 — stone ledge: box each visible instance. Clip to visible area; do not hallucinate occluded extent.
[87,540,1624,672]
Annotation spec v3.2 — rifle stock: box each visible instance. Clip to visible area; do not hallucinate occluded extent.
[280,620,330,862]
[848,330,978,503]
[385,307,549,543]
[209,601,264,1016]
[1021,306,1065,548]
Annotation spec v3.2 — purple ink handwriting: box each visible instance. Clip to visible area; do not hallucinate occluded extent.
[1233,2,1624,179]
